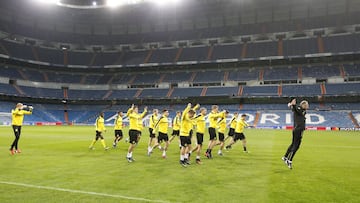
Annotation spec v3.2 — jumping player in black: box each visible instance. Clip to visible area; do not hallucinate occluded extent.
[282,98,309,169]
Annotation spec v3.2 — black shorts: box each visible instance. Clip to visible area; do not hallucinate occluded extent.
[228,128,235,137]
[196,132,204,145]
[218,132,225,142]
[208,127,217,140]
[158,132,169,143]
[172,130,180,136]
[234,133,246,142]
[95,131,104,140]
[115,130,123,138]
[129,129,141,144]
[149,128,155,138]
[180,136,191,147]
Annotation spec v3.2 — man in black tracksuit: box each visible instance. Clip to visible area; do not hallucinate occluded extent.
[282,98,309,169]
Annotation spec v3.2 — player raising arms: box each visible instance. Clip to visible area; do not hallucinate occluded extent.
[169,111,181,147]
[148,109,170,158]
[126,104,148,163]
[217,110,229,156]
[282,99,309,169]
[205,105,226,159]
[9,103,33,155]
[225,114,249,153]
[113,111,124,148]
[89,112,109,150]
[192,107,207,164]
[224,112,238,142]
[148,109,159,153]
[179,103,198,167]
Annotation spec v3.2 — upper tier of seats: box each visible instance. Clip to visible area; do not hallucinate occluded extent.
[0,63,358,85]
[1,33,359,67]
[0,82,359,100]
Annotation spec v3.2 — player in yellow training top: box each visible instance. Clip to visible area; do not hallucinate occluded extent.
[9,103,33,155]
[89,112,109,150]
[126,104,147,162]
[169,111,181,147]
[113,111,124,148]
[148,109,170,158]
[205,105,226,159]
[148,109,159,153]
[179,103,199,167]
[217,110,229,156]
[225,112,238,142]
[225,114,249,152]
[191,107,207,164]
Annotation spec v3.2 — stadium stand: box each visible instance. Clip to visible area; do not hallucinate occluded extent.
[302,65,341,79]
[282,84,321,97]
[19,86,63,99]
[171,87,203,98]
[228,69,259,81]
[323,34,360,53]
[148,48,178,64]
[138,88,168,98]
[283,38,318,56]
[205,86,239,97]
[242,85,279,97]
[193,70,224,83]
[246,41,278,58]
[107,89,138,100]
[0,83,19,96]
[325,83,360,95]
[263,67,298,81]
[212,44,242,59]
[178,46,209,62]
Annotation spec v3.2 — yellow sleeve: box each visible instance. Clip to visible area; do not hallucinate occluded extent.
[244,121,249,127]
[182,106,191,120]
[126,107,133,117]
[140,110,147,119]
[192,104,200,111]
[23,110,32,115]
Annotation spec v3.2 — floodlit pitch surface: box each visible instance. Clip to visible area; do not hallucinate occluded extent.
[0,126,359,203]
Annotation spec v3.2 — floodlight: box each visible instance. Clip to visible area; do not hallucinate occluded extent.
[92,1,97,6]
[106,0,124,7]
[148,0,180,6]
[35,0,60,4]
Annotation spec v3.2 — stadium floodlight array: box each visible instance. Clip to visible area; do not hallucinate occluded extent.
[35,0,61,4]
[35,0,182,8]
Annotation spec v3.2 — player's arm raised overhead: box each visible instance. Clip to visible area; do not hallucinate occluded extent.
[126,104,135,116]
[140,106,148,118]
[182,103,192,120]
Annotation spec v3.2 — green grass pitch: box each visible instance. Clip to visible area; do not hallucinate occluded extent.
[0,126,359,203]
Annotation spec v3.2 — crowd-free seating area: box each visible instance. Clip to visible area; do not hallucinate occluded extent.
[1,33,359,67]
[0,82,359,100]
[1,63,356,85]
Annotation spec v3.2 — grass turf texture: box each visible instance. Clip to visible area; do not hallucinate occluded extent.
[0,126,359,203]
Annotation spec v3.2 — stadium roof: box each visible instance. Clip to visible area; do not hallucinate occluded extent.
[0,0,359,38]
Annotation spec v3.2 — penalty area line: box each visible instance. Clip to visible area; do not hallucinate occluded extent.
[0,181,171,203]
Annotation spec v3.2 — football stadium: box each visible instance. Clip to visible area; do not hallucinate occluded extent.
[0,0,359,202]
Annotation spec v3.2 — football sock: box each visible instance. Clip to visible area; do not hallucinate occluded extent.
[243,146,247,151]
[89,140,96,148]
[101,140,107,148]
[180,155,184,161]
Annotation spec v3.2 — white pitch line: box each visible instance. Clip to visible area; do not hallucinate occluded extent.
[0,181,171,203]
